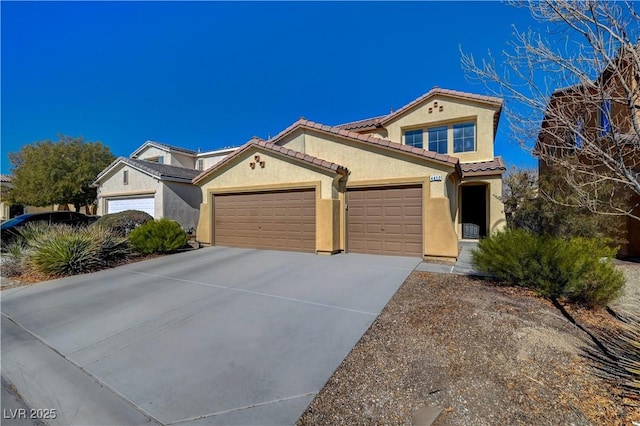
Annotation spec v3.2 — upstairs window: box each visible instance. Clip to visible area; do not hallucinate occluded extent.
[146,156,164,163]
[599,99,611,136]
[404,129,423,148]
[428,126,448,154]
[453,123,475,153]
[123,170,129,185]
[197,159,204,171]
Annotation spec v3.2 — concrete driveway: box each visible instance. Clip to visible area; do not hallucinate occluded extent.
[1,247,420,425]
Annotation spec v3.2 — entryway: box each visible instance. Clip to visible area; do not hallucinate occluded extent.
[460,185,487,238]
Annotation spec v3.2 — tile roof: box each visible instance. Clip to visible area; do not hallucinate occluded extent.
[337,87,503,136]
[94,157,201,185]
[192,137,348,184]
[382,87,502,127]
[270,118,460,168]
[460,157,506,177]
[335,115,388,131]
[0,175,12,183]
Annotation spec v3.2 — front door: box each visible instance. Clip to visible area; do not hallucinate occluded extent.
[461,185,487,238]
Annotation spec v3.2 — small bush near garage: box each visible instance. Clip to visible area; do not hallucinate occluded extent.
[128,219,188,254]
[472,229,625,307]
[1,224,131,278]
[91,210,153,236]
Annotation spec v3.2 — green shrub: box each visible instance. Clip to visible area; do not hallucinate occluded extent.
[24,225,130,277]
[472,229,625,307]
[91,210,153,236]
[128,219,187,254]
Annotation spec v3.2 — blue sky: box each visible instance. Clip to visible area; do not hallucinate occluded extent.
[2,1,543,175]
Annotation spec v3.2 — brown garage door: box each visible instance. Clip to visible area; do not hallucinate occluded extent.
[214,189,316,253]
[347,185,422,256]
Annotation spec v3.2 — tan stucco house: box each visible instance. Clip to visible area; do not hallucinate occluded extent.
[193,88,507,259]
[92,141,236,230]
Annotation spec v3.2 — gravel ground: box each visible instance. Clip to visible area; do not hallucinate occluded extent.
[298,267,640,426]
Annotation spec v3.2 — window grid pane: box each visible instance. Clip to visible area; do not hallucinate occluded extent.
[428,126,448,154]
[405,130,423,148]
[453,123,475,153]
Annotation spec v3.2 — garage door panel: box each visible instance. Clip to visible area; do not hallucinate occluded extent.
[107,197,155,217]
[214,189,315,253]
[347,186,422,257]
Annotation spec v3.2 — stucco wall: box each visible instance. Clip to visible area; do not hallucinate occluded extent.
[383,95,497,163]
[197,149,337,200]
[162,182,202,231]
[136,146,168,162]
[170,152,196,169]
[279,130,454,194]
[200,154,230,170]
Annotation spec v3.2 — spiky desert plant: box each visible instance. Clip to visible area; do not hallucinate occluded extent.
[0,240,29,277]
[25,224,130,277]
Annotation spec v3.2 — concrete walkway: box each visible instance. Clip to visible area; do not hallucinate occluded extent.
[416,241,486,276]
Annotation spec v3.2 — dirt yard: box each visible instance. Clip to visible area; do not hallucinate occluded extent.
[298,267,640,425]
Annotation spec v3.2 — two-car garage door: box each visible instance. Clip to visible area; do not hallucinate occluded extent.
[347,185,423,257]
[212,186,423,257]
[214,189,316,253]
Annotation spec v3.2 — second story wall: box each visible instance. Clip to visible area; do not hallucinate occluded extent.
[384,95,498,163]
[171,152,196,169]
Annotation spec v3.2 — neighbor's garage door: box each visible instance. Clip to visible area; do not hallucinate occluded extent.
[347,185,422,257]
[214,189,316,253]
[107,197,155,217]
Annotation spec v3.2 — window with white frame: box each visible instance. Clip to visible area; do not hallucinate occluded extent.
[453,122,476,153]
[428,126,448,154]
[197,159,204,170]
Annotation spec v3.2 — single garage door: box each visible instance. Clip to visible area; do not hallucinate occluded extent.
[347,185,422,257]
[214,189,316,253]
[107,197,155,217]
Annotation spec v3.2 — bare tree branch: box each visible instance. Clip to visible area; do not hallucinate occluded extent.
[461,0,640,221]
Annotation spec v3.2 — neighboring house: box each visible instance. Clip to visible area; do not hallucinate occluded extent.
[92,142,236,230]
[193,88,507,259]
[536,49,640,258]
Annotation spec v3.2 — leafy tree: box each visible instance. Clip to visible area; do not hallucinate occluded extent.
[8,135,114,212]
[461,0,640,222]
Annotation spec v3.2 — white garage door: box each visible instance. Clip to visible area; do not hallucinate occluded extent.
[107,197,155,217]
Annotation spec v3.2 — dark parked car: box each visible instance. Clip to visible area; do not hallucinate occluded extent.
[1,211,98,244]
